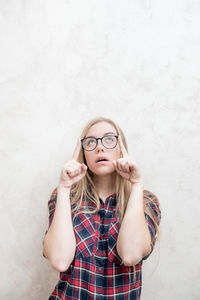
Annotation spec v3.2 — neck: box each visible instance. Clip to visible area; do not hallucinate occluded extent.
[93,172,116,198]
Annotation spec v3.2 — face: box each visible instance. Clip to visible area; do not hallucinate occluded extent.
[83,121,121,176]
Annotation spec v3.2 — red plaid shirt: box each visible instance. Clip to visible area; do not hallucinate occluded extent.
[43,187,161,300]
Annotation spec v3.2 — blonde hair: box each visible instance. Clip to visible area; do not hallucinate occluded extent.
[65,117,160,277]
[70,116,132,224]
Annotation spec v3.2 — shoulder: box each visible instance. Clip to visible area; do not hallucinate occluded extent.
[143,189,161,225]
[47,187,57,213]
[143,189,159,202]
[143,189,160,208]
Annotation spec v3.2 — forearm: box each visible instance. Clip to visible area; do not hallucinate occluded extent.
[116,182,151,266]
[43,186,76,271]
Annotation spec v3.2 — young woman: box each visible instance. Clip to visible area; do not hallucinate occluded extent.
[43,117,161,300]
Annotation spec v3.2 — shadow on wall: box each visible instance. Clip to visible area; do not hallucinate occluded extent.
[24,182,59,299]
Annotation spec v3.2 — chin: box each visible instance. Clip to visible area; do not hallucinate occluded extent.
[90,166,115,176]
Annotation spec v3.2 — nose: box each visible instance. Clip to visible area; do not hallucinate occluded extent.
[95,138,104,152]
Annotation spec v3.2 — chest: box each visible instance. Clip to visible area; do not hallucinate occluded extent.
[71,199,122,265]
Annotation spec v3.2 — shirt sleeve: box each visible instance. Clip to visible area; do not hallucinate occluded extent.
[42,187,57,258]
[47,187,58,228]
[142,190,161,260]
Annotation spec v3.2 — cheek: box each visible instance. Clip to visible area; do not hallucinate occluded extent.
[111,147,121,159]
[84,152,93,166]
[116,145,121,156]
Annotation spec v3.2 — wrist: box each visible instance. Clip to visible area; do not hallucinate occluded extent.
[130,180,144,186]
[57,183,71,192]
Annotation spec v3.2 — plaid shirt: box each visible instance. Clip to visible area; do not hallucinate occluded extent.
[43,187,161,300]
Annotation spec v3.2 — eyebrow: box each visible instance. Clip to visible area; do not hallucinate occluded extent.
[85,132,116,138]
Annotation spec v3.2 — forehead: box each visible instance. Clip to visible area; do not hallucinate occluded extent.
[86,121,117,137]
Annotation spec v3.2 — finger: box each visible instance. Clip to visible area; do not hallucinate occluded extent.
[129,163,135,172]
[72,168,81,176]
[67,170,77,177]
[81,163,87,173]
[117,161,129,173]
[117,160,125,172]
[74,170,87,182]
[72,137,82,161]
[64,168,76,177]
[63,166,75,174]
[118,134,128,157]
[121,160,130,173]
[115,167,130,180]
[111,160,117,169]
[66,161,81,172]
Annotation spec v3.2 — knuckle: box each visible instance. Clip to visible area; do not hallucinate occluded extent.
[74,169,79,175]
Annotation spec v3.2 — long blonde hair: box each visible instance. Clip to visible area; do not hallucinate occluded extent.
[70,117,159,232]
[61,117,160,275]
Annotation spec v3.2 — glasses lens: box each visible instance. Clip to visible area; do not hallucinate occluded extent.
[83,137,97,150]
[102,135,117,149]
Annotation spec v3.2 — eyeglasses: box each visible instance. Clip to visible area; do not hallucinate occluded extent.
[81,135,119,151]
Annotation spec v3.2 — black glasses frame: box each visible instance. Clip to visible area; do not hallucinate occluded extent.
[81,135,119,151]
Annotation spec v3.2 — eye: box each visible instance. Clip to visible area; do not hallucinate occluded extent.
[105,136,114,142]
[86,138,96,145]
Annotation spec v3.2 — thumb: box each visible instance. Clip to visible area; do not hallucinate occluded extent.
[111,160,117,169]
[81,163,87,172]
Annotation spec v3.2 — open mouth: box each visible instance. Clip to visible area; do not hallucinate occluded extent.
[97,159,107,162]
[95,158,109,163]
[96,161,108,165]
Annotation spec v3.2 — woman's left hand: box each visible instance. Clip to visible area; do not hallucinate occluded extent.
[111,135,143,185]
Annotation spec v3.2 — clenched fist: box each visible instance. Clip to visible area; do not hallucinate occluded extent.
[58,138,87,189]
[111,134,143,185]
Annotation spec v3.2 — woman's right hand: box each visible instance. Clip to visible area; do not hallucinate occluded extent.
[58,137,87,189]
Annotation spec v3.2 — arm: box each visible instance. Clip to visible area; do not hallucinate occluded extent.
[116,182,152,266]
[43,137,87,272]
[43,186,76,272]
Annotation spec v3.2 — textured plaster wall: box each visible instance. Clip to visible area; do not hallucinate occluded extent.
[0,1,199,299]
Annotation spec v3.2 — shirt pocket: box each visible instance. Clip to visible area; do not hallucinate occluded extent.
[72,212,98,258]
[107,218,123,265]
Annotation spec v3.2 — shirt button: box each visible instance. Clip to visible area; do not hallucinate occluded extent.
[98,267,103,271]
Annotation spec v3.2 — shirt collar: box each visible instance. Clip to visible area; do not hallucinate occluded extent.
[87,183,117,208]
[99,193,117,207]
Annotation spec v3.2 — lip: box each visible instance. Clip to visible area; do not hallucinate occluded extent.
[95,156,109,163]
[96,160,109,164]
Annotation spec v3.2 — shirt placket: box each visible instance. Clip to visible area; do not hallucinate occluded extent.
[95,198,109,272]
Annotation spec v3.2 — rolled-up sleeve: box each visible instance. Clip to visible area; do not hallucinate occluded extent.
[47,188,57,229]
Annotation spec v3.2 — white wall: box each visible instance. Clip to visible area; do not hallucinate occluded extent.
[0,1,199,299]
